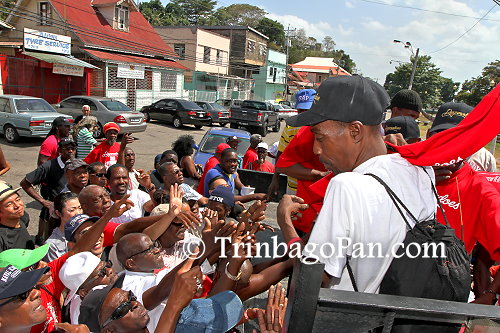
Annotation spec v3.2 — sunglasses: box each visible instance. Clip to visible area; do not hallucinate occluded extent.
[0,288,33,307]
[91,173,106,177]
[128,241,160,259]
[80,261,112,289]
[101,290,137,328]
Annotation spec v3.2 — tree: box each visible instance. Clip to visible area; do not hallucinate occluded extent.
[214,4,266,27]
[322,36,335,52]
[139,0,190,26]
[456,60,500,106]
[384,55,452,108]
[170,0,217,25]
[0,0,16,20]
[256,17,285,47]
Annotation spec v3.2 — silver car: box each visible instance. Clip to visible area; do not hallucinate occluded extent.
[0,95,73,143]
[54,96,147,138]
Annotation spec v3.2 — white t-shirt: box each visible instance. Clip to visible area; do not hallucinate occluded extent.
[303,154,436,293]
[110,189,151,224]
[121,269,169,333]
[467,147,497,172]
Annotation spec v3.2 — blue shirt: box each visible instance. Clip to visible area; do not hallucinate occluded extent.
[203,164,236,197]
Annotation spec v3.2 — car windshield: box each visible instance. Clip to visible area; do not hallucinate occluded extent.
[273,104,284,110]
[209,103,227,111]
[180,101,203,110]
[200,134,250,156]
[99,100,132,112]
[15,98,55,112]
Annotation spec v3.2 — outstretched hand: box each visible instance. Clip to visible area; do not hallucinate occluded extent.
[108,194,134,218]
[277,195,308,224]
[169,184,184,216]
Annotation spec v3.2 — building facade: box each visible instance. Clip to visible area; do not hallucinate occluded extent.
[290,57,350,89]
[252,49,286,102]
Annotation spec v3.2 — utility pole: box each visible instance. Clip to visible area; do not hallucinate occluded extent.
[284,26,295,101]
[408,47,419,90]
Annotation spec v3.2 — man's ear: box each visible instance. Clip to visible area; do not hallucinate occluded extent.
[348,121,363,142]
[67,241,75,250]
[124,258,134,270]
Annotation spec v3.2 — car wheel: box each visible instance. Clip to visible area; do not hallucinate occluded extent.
[144,112,151,122]
[4,125,19,143]
[219,122,227,127]
[195,125,203,129]
[207,119,213,127]
[256,123,268,137]
[173,116,182,128]
[272,120,281,132]
[230,123,238,129]
[93,122,104,139]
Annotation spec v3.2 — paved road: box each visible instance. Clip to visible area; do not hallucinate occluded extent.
[0,120,283,234]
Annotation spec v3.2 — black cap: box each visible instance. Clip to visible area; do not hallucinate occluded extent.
[79,274,125,332]
[58,137,76,147]
[0,265,49,300]
[429,102,473,134]
[384,116,420,140]
[286,75,389,127]
[389,89,423,113]
[53,116,72,127]
[64,158,89,172]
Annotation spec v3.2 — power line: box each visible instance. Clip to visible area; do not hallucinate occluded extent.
[427,4,496,54]
[358,0,500,22]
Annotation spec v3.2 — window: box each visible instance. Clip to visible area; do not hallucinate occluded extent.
[269,67,274,77]
[259,43,267,56]
[216,49,222,65]
[161,72,177,90]
[136,71,152,90]
[247,40,255,53]
[174,44,185,59]
[273,68,277,82]
[38,2,52,25]
[108,67,126,89]
[0,98,11,113]
[203,46,211,64]
[115,4,129,31]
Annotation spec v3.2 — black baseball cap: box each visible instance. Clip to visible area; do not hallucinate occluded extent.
[0,265,49,300]
[384,116,420,140]
[58,137,76,147]
[429,102,473,134]
[64,158,89,172]
[286,75,389,127]
[209,185,235,208]
[53,116,72,127]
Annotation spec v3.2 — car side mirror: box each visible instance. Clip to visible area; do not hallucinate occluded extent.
[55,104,61,108]
[193,144,199,150]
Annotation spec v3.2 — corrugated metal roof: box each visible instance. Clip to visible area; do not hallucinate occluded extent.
[23,51,100,69]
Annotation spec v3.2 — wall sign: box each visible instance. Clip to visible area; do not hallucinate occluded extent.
[117,64,145,79]
[53,63,84,77]
[23,28,71,55]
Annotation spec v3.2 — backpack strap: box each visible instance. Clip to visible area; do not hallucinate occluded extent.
[345,257,358,292]
[365,173,417,230]
[419,167,453,229]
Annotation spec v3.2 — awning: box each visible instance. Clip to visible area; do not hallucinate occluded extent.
[23,51,100,69]
[83,48,188,71]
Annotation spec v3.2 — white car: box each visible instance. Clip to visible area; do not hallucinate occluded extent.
[273,104,298,120]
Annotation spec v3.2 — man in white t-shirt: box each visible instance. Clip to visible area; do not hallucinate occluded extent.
[278,75,436,293]
[106,164,155,223]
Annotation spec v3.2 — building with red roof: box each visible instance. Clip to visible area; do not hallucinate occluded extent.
[0,0,187,108]
[289,57,350,90]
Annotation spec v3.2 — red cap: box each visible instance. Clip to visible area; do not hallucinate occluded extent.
[103,122,120,134]
[215,143,231,154]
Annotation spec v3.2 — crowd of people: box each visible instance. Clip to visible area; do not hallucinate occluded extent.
[0,75,499,333]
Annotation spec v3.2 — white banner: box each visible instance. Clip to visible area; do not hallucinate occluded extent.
[53,63,84,77]
[23,28,71,55]
[117,64,145,79]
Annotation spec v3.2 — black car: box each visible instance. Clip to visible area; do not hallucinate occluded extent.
[194,101,230,126]
[141,99,211,129]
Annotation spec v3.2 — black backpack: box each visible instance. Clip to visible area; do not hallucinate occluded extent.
[347,173,471,333]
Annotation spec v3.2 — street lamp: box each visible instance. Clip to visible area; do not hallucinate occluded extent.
[393,40,420,90]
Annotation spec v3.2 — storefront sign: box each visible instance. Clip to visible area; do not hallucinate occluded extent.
[53,63,84,77]
[117,64,145,79]
[23,28,71,55]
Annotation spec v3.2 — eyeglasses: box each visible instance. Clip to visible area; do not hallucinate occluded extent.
[101,290,137,328]
[0,288,33,307]
[80,261,112,289]
[128,241,160,259]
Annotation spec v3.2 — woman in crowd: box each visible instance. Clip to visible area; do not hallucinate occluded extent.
[172,135,202,187]
[74,116,98,159]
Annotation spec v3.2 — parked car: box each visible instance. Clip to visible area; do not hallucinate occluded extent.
[193,127,250,167]
[229,100,280,137]
[54,96,146,138]
[215,99,243,110]
[141,99,211,129]
[0,95,73,143]
[273,104,298,120]
[279,100,294,108]
[194,101,230,126]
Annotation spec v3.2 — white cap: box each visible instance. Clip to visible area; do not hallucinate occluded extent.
[150,203,170,216]
[59,252,101,305]
[256,142,269,150]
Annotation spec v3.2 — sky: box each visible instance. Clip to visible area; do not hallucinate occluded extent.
[158,0,500,84]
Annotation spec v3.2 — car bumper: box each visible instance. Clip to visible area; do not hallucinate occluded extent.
[117,123,147,133]
[184,117,211,126]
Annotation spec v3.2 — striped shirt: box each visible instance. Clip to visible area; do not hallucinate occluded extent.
[278,125,300,193]
[76,127,97,159]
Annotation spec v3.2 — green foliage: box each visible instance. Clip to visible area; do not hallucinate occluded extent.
[256,17,285,47]
[0,0,16,20]
[213,4,266,27]
[456,60,499,106]
[384,55,456,108]
[170,0,217,25]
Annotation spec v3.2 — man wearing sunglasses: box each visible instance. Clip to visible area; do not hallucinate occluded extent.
[88,162,108,188]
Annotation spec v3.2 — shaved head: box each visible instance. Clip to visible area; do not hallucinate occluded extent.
[116,233,148,267]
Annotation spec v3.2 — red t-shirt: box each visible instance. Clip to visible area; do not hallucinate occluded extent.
[31,253,69,333]
[478,172,500,192]
[197,156,220,195]
[249,160,275,173]
[103,222,120,247]
[242,148,258,169]
[39,135,60,160]
[84,142,120,169]
[277,126,327,232]
[436,163,500,260]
